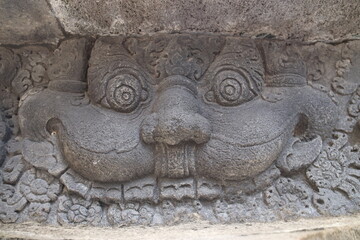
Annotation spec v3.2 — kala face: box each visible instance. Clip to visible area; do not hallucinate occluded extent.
[19,35,338,183]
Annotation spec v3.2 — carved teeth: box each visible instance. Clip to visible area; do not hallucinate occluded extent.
[155,143,196,178]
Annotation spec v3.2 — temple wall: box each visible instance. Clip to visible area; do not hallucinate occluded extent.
[0,0,359,229]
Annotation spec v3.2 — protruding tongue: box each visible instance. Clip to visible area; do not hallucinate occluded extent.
[155,143,196,178]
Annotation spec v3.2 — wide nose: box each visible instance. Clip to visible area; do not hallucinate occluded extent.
[141,75,211,146]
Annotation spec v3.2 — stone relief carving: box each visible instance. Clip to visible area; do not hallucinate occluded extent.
[0,34,359,226]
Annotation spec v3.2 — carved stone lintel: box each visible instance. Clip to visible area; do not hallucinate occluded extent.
[0,35,359,226]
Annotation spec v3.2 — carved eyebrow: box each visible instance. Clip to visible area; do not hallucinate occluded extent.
[215,65,263,92]
[259,41,307,87]
[199,41,265,90]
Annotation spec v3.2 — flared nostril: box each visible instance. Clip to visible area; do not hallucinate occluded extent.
[141,113,158,144]
[186,114,212,144]
[141,111,211,145]
[141,75,211,146]
[161,112,211,145]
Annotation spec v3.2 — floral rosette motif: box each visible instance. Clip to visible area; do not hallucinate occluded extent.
[306,132,360,203]
[18,168,61,222]
[19,168,61,203]
[107,203,154,226]
[57,195,102,225]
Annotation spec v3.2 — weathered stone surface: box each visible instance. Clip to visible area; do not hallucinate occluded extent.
[0,0,64,45]
[48,0,360,41]
[0,34,360,226]
[1,1,359,45]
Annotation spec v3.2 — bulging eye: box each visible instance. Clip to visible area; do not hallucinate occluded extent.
[219,78,242,101]
[205,69,258,106]
[105,73,148,113]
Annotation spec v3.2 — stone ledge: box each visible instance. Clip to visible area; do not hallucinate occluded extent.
[1,0,359,45]
[0,0,64,45]
[0,215,359,240]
